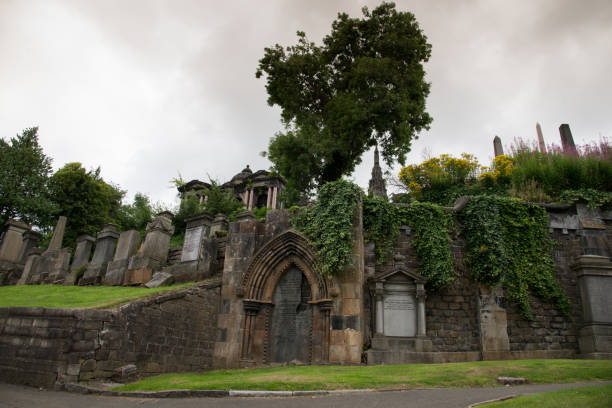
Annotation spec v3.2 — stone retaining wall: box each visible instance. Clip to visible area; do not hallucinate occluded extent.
[0,280,221,388]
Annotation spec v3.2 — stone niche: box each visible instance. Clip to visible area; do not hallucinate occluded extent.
[369,268,430,359]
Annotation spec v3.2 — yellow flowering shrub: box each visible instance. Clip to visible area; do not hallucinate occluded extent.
[479,155,514,186]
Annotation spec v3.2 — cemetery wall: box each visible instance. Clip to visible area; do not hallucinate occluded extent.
[0,280,220,388]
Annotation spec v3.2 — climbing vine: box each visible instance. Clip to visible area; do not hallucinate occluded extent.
[460,195,570,319]
[362,196,455,291]
[291,180,361,277]
[559,189,612,209]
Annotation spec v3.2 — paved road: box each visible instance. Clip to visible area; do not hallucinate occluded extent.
[1,382,610,408]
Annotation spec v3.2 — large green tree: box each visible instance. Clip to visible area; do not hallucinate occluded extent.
[49,163,124,247]
[257,2,432,200]
[0,127,55,230]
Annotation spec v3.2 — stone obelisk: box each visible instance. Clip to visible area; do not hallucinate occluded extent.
[536,123,546,153]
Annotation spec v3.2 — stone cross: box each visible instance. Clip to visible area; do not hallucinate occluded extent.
[493,136,504,157]
[559,124,576,152]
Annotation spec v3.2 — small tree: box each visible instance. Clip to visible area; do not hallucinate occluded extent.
[0,127,55,231]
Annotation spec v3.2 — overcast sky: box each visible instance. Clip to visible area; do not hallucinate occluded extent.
[1,0,611,207]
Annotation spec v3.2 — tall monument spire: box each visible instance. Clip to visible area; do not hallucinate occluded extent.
[368,146,387,198]
[536,123,547,153]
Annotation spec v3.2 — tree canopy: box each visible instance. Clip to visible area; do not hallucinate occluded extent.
[48,163,124,247]
[0,127,55,230]
[257,2,432,201]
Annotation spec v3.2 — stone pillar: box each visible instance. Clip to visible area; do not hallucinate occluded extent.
[104,230,139,286]
[0,220,29,263]
[536,122,547,153]
[46,216,67,252]
[272,186,278,209]
[493,136,504,157]
[416,282,426,337]
[266,187,272,208]
[16,248,43,285]
[247,189,254,211]
[572,255,612,359]
[80,224,120,285]
[64,234,95,285]
[375,281,384,335]
[559,123,576,152]
[210,214,229,237]
[180,213,212,263]
[478,285,510,360]
[124,212,174,285]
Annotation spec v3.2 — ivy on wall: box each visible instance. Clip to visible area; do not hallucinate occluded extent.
[460,195,570,319]
[291,180,361,277]
[363,196,455,291]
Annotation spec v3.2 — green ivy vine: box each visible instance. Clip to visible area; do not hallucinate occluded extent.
[291,180,361,277]
[559,189,612,209]
[460,195,570,319]
[363,196,455,291]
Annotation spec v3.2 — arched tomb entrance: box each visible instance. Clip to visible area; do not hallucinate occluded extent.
[239,231,332,365]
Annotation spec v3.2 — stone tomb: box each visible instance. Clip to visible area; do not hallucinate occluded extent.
[181,214,212,263]
[368,268,430,362]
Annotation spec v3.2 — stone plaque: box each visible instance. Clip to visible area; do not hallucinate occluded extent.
[181,226,203,262]
[269,266,312,363]
[383,282,416,337]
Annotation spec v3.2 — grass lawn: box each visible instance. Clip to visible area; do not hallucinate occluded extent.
[115,359,612,392]
[481,384,612,407]
[0,283,197,309]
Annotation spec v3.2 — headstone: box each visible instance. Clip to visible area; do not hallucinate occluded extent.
[18,230,41,264]
[124,212,174,285]
[536,122,547,153]
[46,216,67,252]
[37,247,71,283]
[383,275,417,337]
[145,271,175,288]
[80,224,119,285]
[210,214,229,237]
[0,220,29,263]
[478,285,510,357]
[493,136,504,157]
[559,124,576,152]
[17,248,44,285]
[181,213,212,262]
[104,230,139,286]
[64,235,95,285]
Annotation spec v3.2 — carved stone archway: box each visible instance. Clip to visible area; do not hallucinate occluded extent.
[239,231,332,364]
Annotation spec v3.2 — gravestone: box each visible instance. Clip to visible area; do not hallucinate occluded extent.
[46,216,67,252]
[181,214,212,262]
[493,136,504,157]
[478,285,510,359]
[19,230,41,264]
[104,230,139,286]
[559,124,576,152]
[17,248,44,285]
[536,122,547,153]
[34,216,71,283]
[64,235,95,285]
[383,275,417,337]
[269,267,312,363]
[124,212,174,285]
[80,224,119,285]
[0,220,29,263]
[210,214,229,237]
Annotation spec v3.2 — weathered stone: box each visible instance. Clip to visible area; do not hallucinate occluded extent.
[536,122,546,153]
[0,220,29,263]
[493,135,504,157]
[80,224,119,285]
[112,364,137,381]
[145,272,175,288]
[453,196,470,212]
[368,146,387,198]
[559,123,575,152]
[46,216,67,252]
[181,214,212,262]
[210,214,229,237]
[103,230,139,286]
[18,230,41,264]
[16,248,43,285]
[64,235,95,286]
[478,285,510,355]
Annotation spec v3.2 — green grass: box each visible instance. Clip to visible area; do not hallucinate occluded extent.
[115,359,612,392]
[0,283,197,309]
[481,384,612,408]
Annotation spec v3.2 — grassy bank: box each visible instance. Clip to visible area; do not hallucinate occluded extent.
[0,283,197,309]
[115,359,612,392]
[482,384,612,408]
